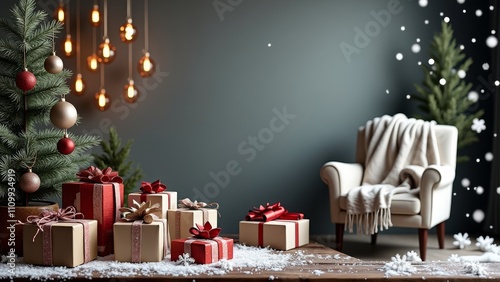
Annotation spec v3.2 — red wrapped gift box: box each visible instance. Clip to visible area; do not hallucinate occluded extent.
[62,182,123,256]
[171,237,233,264]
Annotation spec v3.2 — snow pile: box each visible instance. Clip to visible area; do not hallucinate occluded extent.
[0,244,302,280]
[382,254,417,277]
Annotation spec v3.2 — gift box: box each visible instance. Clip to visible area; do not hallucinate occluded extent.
[62,167,124,256]
[171,237,233,264]
[128,180,177,219]
[113,219,167,263]
[239,219,310,251]
[167,209,218,241]
[23,220,98,267]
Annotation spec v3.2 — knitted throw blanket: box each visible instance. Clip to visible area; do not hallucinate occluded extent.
[345,114,440,234]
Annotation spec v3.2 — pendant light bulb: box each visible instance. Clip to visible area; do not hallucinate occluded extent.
[73,73,85,95]
[97,37,116,64]
[87,54,99,72]
[95,88,110,111]
[91,4,101,27]
[56,2,65,23]
[120,18,138,43]
[64,34,73,57]
[123,79,140,103]
[138,52,156,77]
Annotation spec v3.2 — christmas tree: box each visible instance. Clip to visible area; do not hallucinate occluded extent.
[93,127,144,197]
[0,0,99,205]
[413,21,483,163]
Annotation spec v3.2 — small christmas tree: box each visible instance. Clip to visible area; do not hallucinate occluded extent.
[93,127,144,197]
[413,21,483,163]
[0,0,99,205]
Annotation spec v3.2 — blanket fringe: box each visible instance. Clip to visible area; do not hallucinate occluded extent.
[346,208,393,235]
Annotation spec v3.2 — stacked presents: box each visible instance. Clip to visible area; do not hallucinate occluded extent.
[21,166,309,268]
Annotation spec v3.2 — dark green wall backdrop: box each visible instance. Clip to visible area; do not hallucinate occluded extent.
[1,0,495,235]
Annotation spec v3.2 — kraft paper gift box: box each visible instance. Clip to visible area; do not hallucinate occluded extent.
[23,220,98,267]
[171,237,233,264]
[128,193,177,219]
[239,219,310,250]
[62,181,124,256]
[113,219,168,263]
[167,209,218,241]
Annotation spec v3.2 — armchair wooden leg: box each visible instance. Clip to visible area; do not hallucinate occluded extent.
[335,223,345,252]
[437,222,445,249]
[418,228,429,261]
[371,233,378,245]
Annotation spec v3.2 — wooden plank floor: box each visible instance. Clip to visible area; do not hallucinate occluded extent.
[5,241,500,281]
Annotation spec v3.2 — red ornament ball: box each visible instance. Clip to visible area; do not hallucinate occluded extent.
[16,70,37,91]
[57,137,75,155]
[20,171,41,193]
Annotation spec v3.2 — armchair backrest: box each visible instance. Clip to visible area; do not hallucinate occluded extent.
[355,123,458,169]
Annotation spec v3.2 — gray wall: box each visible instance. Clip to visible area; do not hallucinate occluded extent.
[1,0,493,235]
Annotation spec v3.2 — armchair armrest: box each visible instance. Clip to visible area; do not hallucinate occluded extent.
[321,161,363,223]
[419,164,456,228]
[321,161,364,196]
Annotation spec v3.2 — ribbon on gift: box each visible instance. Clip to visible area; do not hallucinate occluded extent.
[245,202,304,222]
[19,206,91,266]
[119,201,167,262]
[182,237,230,263]
[139,180,167,203]
[76,166,123,184]
[178,198,219,210]
[189,221,221,239]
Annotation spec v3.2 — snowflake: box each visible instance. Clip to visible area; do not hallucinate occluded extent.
[448,254,461,262]
[406,251,422,262]
[471,118,486,133]
[485,244,500,254]
[383,254,417,275]
[476,236,494,251]
[453,232,472,249]
[176,253,195,266]
[463,261,488,277]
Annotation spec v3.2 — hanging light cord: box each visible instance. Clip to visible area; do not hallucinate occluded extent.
[127,0,131,19]
[144,0,149,52]
[103,0,108,38]
[51,29,55,53]
[100,63,104,89]
[65,0,70,35]
[76,0,81,72]
[128,43,132,80]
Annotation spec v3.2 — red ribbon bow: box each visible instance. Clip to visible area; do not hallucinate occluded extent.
[140,180,166,194]
[76,166,123,184]
[245,202,286,222]
[245,202,305,222]
[189,221,221,239]
[21,206,84,241]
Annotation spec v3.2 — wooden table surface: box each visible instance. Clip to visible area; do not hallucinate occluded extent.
[4,242,500,281]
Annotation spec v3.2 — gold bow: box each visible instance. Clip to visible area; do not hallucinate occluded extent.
[178,198,219,210]
[119,200,161,224]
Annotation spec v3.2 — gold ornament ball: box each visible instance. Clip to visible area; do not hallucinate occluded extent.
[44,54,64,74]
[20,171,41,193]
[50,98,78,129]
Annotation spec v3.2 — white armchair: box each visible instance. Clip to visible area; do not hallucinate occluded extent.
[320,120,458,261]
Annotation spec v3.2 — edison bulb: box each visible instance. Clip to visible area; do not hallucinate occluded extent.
[95,89,110,111]
[56,3,65,23]
[138,52,156,77]
[73,73,85,96]
[119,18,138,43]
[97,37,116,64]
[64,34,73,57]
[87,53,99,72]
[123,79,140,103]
[90,4,100,27]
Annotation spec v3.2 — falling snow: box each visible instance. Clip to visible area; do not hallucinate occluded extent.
[396,53,403,60]
[461,178,470,187]
[473,210,485,223]
[485,152,493,161]
[486,36,498,48]
[411,44,421,53]
[482,63,490,70]
[471,118,486,133]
